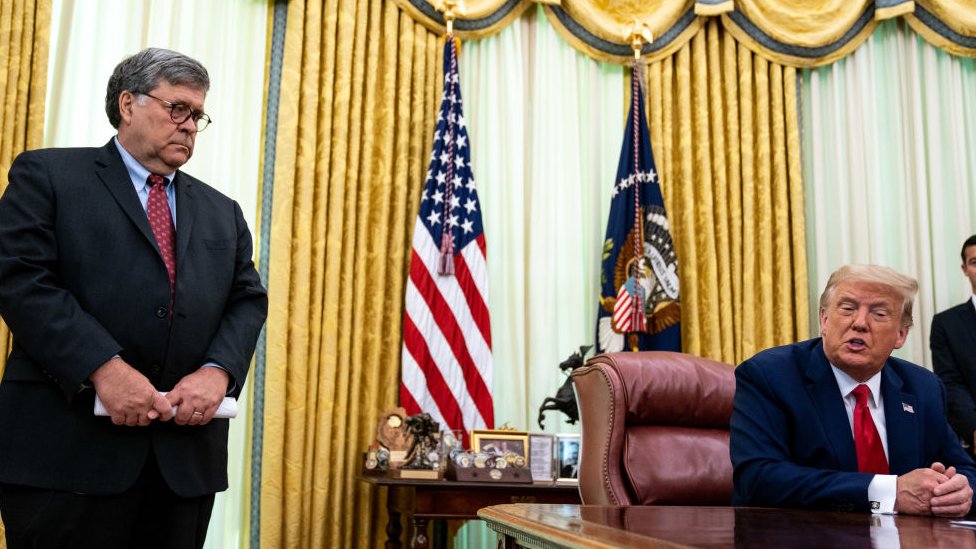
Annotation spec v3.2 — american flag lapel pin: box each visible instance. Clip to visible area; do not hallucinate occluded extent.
[902,402,915,414]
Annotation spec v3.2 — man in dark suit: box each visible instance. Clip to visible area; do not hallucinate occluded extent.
[0,48,268,548]
[932,235,976,456]
[731,264,974,516]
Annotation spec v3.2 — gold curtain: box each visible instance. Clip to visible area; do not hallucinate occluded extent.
[398,0,976,65]
[259,0,440,547]
[645,18,809,364]
[0,0,50,387]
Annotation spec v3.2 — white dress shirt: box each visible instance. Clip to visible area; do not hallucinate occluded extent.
[830,365,897,514]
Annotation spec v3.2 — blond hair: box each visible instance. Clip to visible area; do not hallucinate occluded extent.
[818,265,918,328]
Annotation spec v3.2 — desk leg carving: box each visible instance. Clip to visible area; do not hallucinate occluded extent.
[386,509,402,549]
[411,518,429,549]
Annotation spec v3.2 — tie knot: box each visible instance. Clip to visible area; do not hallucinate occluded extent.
[851,384,871,405]
[148,174,168,188]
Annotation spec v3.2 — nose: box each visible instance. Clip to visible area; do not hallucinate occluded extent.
[177,116,198,133]
[851,307,869,331]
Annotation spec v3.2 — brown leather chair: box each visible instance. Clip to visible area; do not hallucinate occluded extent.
[571,351,736,505]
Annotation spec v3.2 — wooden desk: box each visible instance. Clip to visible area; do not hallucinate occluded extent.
[479,503,976,548]
[361,477,581,549]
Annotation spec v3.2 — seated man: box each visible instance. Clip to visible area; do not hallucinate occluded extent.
[731,264,974,515]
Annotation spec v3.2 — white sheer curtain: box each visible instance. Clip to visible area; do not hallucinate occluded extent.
[460,6,624,434]
[802,20,976,368]
[45,1,267,547]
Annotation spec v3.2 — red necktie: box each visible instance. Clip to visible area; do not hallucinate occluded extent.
[852,384,889,474]
[147,174,176,295]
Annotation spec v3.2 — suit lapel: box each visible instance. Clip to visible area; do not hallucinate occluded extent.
[174,172,196,277]
[93,141,157,248]
[881,364,917,474]
[805,343,859,471]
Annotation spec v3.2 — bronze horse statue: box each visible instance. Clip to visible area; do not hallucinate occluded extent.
[537,345,593,429]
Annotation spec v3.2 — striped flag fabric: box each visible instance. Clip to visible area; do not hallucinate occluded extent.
[400,37,494,438]
[596,64,681,354]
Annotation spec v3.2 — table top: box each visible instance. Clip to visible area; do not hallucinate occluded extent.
[478,504,976,548]
[360,475,580,492]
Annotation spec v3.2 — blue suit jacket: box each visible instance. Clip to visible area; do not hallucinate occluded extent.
[730,338,976,512]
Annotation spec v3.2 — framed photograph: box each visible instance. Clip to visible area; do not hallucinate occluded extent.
[556,433,581,482]
[528,433,555,482]
[471,429,529,463]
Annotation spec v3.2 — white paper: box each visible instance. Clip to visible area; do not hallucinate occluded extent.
[529,434,555,482]
[94,392,238,419]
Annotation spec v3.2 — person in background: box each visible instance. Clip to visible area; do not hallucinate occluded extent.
[731,264,973,516]
[932,235,976,456]
[0,48,268,549]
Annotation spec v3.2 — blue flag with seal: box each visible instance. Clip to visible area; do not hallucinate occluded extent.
[596,68,680,353]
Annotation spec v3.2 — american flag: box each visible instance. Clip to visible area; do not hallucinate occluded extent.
[400,37,493,438]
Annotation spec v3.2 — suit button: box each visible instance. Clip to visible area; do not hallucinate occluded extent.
[150,364,161,374]
[156,306,168,318]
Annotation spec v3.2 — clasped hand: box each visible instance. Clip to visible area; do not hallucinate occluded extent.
[90,357,228,427]
[896,462,973,517]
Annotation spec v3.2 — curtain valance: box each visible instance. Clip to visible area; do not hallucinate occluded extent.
[390,0,976,65]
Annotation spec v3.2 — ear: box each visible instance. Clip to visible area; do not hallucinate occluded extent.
[893,324,910,349]
[819,307,828,335]
[118,91,135,125]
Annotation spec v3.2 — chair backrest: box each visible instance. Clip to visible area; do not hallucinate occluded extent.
[571,351,736,505]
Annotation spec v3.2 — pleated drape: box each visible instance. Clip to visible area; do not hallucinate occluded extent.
[0,0,50,393]
[644,19,809,364]
[259,0,440,547]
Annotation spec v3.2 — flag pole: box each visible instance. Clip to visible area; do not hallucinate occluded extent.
[436,0,459,275]
[627,20,652,351]
[439,0,458,36]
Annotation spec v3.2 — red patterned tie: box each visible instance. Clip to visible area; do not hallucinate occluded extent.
[852,384,889,474]
[147,174,176,296]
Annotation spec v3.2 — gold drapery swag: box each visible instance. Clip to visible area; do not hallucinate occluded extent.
[391,0,976,65]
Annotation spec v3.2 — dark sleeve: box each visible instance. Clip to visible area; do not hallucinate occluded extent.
[931,312,976,441]
[931,376,976,485]
[730,359,871,511]
[0,151,122,395]
[201,200,268,397]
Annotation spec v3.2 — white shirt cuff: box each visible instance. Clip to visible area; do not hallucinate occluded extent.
[868,474,897,514]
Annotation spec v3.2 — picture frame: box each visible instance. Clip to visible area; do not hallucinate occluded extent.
[528,433,555,482]
[555,433,581,482]
[470,429,529,464]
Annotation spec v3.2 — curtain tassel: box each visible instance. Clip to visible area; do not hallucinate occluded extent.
[438,232,455,275]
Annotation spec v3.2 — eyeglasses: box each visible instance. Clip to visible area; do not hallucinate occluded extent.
[141,92,212,132]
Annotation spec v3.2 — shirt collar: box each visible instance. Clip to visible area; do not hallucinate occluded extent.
[970,294,976,312]
[830,363,883,406]
[113,136,176,190]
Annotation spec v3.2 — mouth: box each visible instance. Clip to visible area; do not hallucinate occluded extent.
[845,338,867,351]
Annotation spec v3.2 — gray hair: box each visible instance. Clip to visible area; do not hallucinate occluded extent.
[105,47,210,128]
[819,264,918,328]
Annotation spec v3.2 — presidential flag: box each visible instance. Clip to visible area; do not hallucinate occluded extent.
[400,37,493,438]
[596,66,681,353]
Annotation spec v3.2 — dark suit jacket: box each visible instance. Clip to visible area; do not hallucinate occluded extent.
[0,140,268,497]
[931,301,976,446]
[730,338,976,512]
